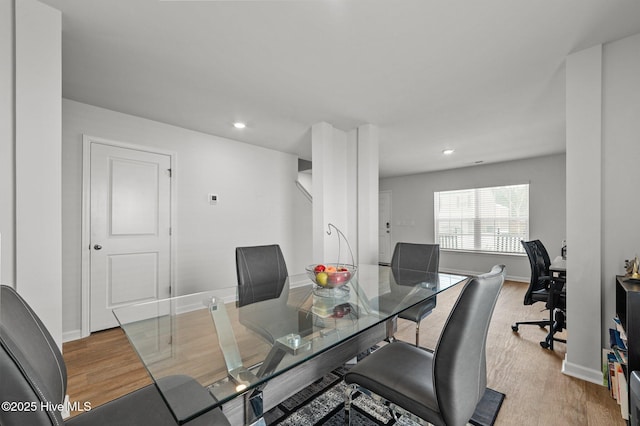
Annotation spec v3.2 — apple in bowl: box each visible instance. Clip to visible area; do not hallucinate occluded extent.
[306,263,356,288]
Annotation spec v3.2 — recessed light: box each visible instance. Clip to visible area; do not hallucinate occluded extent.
[233,122,246,129]
[442,149,455,155]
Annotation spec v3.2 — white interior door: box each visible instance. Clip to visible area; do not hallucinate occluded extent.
[90,142,172,331]
[379,191,392,264]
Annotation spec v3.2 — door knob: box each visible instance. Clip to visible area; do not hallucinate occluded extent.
[93,244,102,250]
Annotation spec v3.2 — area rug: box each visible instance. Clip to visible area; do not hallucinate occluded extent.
[264,365,505,425]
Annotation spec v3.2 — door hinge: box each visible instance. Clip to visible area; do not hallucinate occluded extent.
[167,168,172,177]
[169,227,172,236]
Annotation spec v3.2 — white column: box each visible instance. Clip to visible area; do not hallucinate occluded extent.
[312,122,378,267]
[357,124,379,265]
[311,122,354,262]
[0,0,15,286]
[345,129,359,263]
[563,44,603,383]
[15,0,62,348]
[312,122,329,262]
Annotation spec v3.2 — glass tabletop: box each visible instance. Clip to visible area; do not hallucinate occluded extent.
[112,264,467,424]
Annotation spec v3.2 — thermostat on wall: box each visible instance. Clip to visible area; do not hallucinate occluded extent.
[208,194,218,205]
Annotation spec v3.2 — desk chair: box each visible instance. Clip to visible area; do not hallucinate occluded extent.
[511,239,566,349]
[392,243,440,347]
[0,285,229,426]
[344,265,505,426]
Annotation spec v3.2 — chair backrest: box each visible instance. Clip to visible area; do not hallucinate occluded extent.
[521,239,551,305]
[391,243,439,273]
[390,243,440,287]
[235,244,288,307]
[0,285,67,426]
[433,265,505,426]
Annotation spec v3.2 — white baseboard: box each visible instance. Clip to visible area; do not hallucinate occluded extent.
[505,274,529,283]
[62,329,82,343]
[439,267,528,283]
[562,355,605,385]
[174,292,237,315]
[290,273,313,288]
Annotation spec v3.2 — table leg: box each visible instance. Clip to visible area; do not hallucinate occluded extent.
[386,315,397,341]
[244,389,266,426]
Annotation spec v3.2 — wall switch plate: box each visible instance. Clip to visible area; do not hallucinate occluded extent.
[208,194,218,205]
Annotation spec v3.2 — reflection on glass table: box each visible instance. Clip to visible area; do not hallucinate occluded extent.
[112,264,468,425]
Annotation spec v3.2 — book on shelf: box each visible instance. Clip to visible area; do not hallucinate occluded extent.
[614,347,628,365]
[604,320,631,420]
[604,350,619,399]
[614,316,628,343]
[603,348,613,389]
[612,360,620,400]
[618,366,629,420]
[610,327,628,352]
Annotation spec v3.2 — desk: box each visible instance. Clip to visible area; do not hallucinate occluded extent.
[113,265,467,425]
[549,255,566,278]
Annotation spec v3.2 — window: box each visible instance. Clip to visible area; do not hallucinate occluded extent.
[434,183,529,254]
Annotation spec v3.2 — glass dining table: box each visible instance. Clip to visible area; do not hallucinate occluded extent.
[112,264,468,425]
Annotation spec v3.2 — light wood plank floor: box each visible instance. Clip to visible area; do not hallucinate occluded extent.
[63,280,624,425]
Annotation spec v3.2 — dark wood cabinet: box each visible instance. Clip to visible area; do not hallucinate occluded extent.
[617,276,640,375]
[615,275,640,421]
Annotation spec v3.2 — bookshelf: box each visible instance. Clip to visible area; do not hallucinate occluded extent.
[615,275,640,421]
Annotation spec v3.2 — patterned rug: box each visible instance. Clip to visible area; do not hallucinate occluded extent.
[264,365,505,426]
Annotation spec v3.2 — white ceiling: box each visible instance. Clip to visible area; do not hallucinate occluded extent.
[41,0,640,177]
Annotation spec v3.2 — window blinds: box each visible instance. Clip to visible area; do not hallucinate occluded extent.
[434,183,529,254]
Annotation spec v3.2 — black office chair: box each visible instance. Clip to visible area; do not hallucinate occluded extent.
[511,239,566,349]
[344,265,505,426]
[392,243,440,347]
[0,285,230,426]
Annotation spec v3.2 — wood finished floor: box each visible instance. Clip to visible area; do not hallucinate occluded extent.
[63,280,625,425]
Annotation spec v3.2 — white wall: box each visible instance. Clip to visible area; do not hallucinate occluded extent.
[15,0,62,347]
[379,154,566,281]
[602,34,640,358]
[0,0,15,287]
[62,99,312,338]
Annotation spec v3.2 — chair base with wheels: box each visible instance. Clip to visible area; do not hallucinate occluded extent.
[539,308,566,350]
[511,303,566,350]
[512,279,566,350]
[511,318,550,332]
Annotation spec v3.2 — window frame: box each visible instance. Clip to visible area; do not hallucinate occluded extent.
[433,183,530,256]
